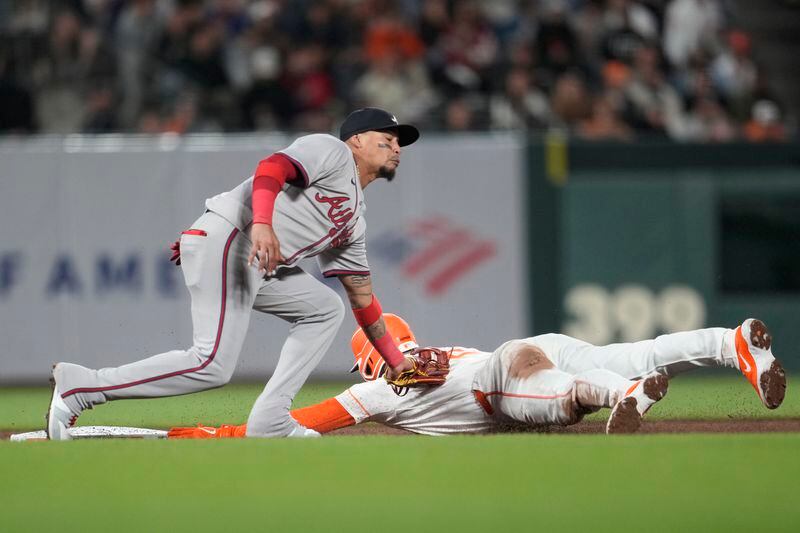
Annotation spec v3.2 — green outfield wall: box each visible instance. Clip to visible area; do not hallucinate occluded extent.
[527,138,800,369]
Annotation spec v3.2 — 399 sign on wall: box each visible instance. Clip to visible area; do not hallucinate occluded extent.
[562,284,706,345]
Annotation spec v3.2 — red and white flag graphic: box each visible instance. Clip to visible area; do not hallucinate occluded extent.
[399,216,497,296]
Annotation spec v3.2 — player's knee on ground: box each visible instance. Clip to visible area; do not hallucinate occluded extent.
[572,369,631,410]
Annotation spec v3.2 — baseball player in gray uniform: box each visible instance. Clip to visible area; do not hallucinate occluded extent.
[46,108,419,440]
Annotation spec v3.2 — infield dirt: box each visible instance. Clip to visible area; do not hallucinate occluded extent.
[5,418,800,440]
[316,418,800,435]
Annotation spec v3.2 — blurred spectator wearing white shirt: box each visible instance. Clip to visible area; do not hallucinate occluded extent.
[663,0,725,68]
[711,30,758,118]
[625,44,688,138]
[354,52,438,125]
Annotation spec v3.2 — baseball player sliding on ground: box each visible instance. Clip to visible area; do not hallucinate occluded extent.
[46,108,423,440]
[169,314,786,437]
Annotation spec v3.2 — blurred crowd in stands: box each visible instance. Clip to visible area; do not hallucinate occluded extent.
[0,0,791,141]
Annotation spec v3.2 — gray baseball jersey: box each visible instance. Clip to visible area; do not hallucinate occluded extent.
[205,133,370,277]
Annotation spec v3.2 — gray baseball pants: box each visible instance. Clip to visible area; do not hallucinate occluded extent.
[56,211,344,437]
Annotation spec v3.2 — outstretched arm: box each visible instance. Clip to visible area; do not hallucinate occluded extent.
[291,398,357,433]
[338,274,414,380]
[167,398,357,439]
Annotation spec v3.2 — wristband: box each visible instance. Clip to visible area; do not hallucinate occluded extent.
[372,331,405,368]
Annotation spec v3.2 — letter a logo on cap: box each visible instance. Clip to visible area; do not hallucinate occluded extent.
[391,115,398,124]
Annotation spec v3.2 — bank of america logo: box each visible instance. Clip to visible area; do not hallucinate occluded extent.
[371,216,497,296]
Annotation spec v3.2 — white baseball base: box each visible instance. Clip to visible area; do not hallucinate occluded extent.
[10,426,168,441]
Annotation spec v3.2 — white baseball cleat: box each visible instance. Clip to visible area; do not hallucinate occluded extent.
[45,364,80,441]
[734,318,786,410]
[606,374,669,435]
[287,425,321,438]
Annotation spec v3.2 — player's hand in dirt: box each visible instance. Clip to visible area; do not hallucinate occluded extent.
[249,223,284,274]
[384,357,415,382]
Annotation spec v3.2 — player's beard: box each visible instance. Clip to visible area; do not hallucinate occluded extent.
[378,165,396,181]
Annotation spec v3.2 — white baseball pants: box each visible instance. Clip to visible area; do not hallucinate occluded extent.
[529,329,737,379]
[472,328,737,426]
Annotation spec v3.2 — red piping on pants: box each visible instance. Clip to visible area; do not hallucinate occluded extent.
[62,228,239,398]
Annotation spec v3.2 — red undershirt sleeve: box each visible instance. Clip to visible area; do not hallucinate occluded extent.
[252,153,298,225]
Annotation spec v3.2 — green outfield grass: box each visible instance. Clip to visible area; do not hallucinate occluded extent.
[1,375,798,532]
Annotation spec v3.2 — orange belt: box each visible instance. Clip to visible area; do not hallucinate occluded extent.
[473,390,494,415]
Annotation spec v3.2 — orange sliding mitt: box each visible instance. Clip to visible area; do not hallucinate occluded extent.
[167,424,246,439]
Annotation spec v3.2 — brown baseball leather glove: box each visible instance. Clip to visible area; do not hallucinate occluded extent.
[385,347,451,395]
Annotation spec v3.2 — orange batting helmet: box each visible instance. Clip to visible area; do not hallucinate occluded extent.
[350,313,418,381]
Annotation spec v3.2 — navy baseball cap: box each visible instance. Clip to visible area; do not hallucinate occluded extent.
[339,108,420,147]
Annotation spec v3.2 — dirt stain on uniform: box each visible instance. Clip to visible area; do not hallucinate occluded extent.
[231,235,252,307]
[508,345,554,378]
